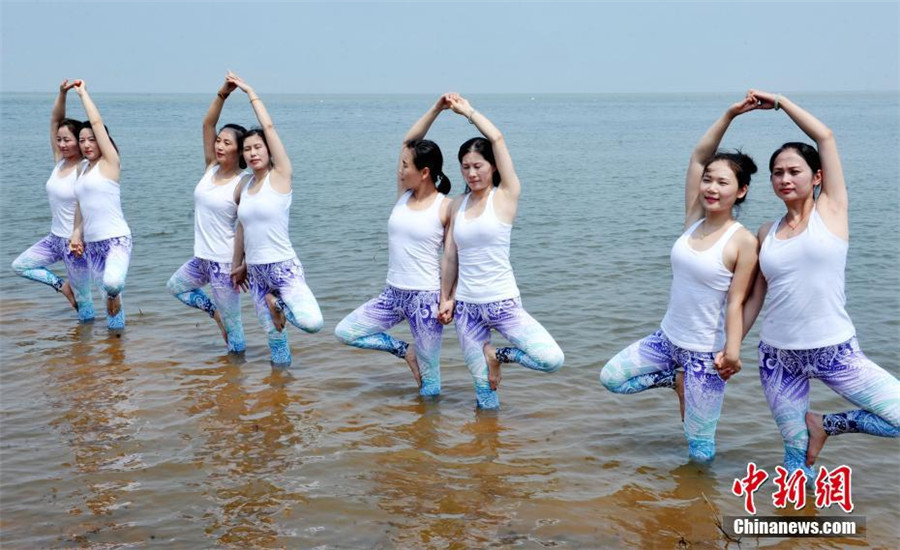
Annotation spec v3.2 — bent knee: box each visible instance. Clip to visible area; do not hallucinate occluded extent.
[104,277,126,297]
[599,363,624,392]
[540,348,565,373]
[165,274,180,296]
[11,257,28,275]
[302,314,324,334]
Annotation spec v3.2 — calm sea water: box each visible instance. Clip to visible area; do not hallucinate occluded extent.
[1,93,898,548]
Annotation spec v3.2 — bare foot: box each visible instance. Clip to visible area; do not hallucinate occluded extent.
[484,343,501,391]
[265,293,286,331]
[674,371,685,422]
[107,295,121,316]
[806,411,828,467]
[213,311,229,346]
[403,343,422,388]
[60,281,77,310]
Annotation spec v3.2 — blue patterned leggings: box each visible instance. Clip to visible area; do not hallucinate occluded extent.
[759,337,900,477]
[11,233,94,322]
[167,257,246,353]
[454,298,564,410]
[335,286,444,397]
[600,330,726,463]
[85,236,132,329]
[248,258,324,365]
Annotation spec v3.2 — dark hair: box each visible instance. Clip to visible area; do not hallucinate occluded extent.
[243,128,272,168]
[80,121,118,153]
[405,139,451,194]
[458,137,501,192]
[703,149,757,205]
[768,142,821,174]
[57,118,82,140]
[219,123,247,169]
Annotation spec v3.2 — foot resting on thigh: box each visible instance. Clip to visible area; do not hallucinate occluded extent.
[674,370,685,422]
[404,343,422,388]
[265,293,286,331]
[806,411,828,467]
[484,342,501,391]
[60,281,77,310]
[213,310,229,346]
[107,295,121,316]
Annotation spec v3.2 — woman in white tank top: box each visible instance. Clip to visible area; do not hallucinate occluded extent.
[69,81,132,331]
[600,95,760,463]
[742,91,900,477]
[335,96,454,397]
[227,73,324,366]
[166,75,248,354]
[439,94,565,410]
[12,79,94,322]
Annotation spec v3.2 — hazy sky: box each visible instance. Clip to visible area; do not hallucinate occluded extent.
[2,1,898,94]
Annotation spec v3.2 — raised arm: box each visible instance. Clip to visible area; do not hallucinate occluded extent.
[73,81,120,179]
[750,90,847,235]
[684,95,758,228]
[448,95,521,202]
[227,73,292,189]
[203,76,238,167]
[51,79,76,161]
[398,94,451,196]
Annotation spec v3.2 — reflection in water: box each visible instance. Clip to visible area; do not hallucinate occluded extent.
[46,329,140,538]
[178,359,322,547]
[367,406,558,548]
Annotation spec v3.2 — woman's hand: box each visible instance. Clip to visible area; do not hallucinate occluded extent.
[447,94,475,119]
[438,299,455,324]
[225,71,253,95]
[727,94,760,118]
[221,73,238,96]
[748,89,779,110]
[714,351,742,381]
[69,233,84,257]
[72,80,87,96]
[230,262,249,292]
[59,79,78,93]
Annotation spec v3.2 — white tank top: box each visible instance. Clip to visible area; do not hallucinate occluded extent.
[238,173,295,265]
[386,190,446,290]
[660,219,743,352]
[759,207,855,349]
[46,159,78,238]
[194,165,243,263]
[453,189,519,303]
[74,162,131,242]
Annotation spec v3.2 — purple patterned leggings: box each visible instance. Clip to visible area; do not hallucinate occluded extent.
[12,233,94,321]
[335,286,444,397]
[759,337,900,477]
[167,257,246,353]
[248,257,324,365]
[454,297,564,409]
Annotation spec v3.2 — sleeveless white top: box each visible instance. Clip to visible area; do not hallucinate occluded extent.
[759,207,855,349]
[386,190,446,291]
[661,219,743,352]
[74,162,131,242]
[453,189,519,304]
[46,159,78,238]
[194,165,243,263]
[237,173,295,265]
